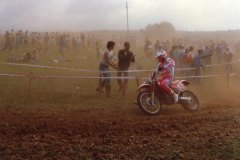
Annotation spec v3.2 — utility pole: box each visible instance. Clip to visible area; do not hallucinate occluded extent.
[126,0,129,36]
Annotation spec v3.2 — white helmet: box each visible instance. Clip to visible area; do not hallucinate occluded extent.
[155,50,167,58]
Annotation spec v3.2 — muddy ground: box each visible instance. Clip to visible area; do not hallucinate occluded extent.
[0,102,239,160]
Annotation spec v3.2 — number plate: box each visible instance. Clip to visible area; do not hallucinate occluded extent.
[176,82,185,91]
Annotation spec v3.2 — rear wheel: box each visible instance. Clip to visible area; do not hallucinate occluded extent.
[137,91,161,115]
[180,90,199,112]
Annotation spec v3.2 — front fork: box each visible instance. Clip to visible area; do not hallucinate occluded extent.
[151,92,155,105]
[150,82,156,105]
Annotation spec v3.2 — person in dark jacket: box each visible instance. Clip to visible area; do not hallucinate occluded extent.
[117,42,135,95]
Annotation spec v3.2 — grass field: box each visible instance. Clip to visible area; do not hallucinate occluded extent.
[0,46,239,107]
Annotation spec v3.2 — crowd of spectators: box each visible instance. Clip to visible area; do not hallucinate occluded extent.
[0,29,236,85]
[1,29,104,55]
[144,38,234,83]
[0,29,106,64]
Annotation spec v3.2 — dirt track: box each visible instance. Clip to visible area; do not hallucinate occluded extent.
[0,103,239,160]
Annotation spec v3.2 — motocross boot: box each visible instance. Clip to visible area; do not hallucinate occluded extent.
[173,92,179,103]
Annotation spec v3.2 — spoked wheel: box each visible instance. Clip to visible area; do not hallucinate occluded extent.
[137,91,161,115]
[180,90,199,112]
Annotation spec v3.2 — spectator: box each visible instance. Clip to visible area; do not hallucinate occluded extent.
[96,39,101,58]
[44,32,50,51]
[183,46,194,76]
[71,36,77,54]
[177,45,185,68]
[193,49,204,84]
[59,35,65,61]
[144,38,151,51]
[22,52,32,63]
[154,40,161,51]
[32,48,40,63]
[81,33,85,47]
[144,37,152,56]
[225,46,233,73]
[2,31,11,50]
[169,45,177,60]
[204,46,213,72]
[117,42,135,95]
[96,41,118,97]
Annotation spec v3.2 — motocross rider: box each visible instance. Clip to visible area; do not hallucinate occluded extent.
[155,50,178,103]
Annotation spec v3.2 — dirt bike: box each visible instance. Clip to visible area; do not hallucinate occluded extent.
[136,72,199,115]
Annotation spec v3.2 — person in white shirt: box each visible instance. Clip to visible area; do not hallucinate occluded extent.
[96,41,118,97]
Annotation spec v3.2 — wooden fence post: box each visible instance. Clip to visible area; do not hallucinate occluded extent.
[227,72,229,89]
[27,72,33,97]
[135,77,140,95]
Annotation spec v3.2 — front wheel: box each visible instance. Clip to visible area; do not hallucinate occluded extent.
[137,91,161,115]
[180,90,199,112]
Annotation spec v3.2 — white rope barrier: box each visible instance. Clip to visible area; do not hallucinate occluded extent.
[0,73,26,77]
[0,58,239,81]
[0,73,137,80]
[32,75,137,80]
[174,73,237,79]
[205,59,240,67]
[0,62,194,73]
[0,72,238,80]
[0,59,239,73]
[0,62,97,72]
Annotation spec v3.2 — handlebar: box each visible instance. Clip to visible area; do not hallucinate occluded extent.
[150,71,165,81]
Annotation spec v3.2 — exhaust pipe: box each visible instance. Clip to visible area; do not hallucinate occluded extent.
[179,97,192,101]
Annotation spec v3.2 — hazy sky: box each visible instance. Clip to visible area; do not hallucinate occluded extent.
[0,0,239,32]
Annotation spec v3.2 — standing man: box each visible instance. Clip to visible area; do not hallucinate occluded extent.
[193,49,204,84]
[225,45,233,73]
[96,41,118,97]
[117,42,135,95]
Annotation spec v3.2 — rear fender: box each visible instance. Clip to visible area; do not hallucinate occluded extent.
[173,80,190,86]
[181,80,190,86]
